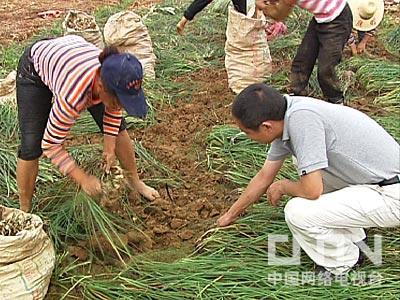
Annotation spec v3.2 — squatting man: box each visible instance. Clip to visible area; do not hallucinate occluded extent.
[217,83,400,276]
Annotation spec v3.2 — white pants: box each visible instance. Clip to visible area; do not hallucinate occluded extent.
[284,183,400,275]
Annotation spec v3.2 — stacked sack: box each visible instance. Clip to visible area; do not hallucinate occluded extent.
[63,10,105,49]
[225,6,272,94]
[0,71,16,104]
[104,11,157,79]
[0,206,55,300]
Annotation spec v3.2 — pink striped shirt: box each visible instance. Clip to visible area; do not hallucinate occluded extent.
[31,35,122,175]
[297,0,347,23]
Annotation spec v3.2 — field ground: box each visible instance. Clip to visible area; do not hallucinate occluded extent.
[0,0,399,299]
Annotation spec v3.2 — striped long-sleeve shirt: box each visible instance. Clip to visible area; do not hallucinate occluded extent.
[297,0,347,23]
[31,35,122,175]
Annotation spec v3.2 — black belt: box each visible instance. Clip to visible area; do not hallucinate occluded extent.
[378,176,400,187]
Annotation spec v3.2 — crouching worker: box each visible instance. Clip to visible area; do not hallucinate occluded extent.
[217,83,400,276]
[16,35,159,212]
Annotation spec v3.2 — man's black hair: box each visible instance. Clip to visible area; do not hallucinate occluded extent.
[232,83,287,130]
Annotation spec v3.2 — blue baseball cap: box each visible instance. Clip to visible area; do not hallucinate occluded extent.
[101,53,148,118]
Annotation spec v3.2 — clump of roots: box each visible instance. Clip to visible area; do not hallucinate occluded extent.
[0,207,37,236]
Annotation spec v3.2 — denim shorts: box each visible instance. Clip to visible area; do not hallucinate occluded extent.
[16,42,127,160]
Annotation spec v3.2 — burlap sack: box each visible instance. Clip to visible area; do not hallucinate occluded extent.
[0,70,16,96]
[225,6,272,94]
[0,90,16,105]
[0,71,16,104]
[103,11,156,79]
[63,10,104,49]
[0,206,55,300]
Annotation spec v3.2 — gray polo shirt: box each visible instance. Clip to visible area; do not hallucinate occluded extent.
[267,96,400,185]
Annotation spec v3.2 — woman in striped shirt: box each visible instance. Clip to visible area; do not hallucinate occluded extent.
[16,35,159,212]
[256,0,353,104]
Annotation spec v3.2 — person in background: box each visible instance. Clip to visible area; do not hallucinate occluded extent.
[217,83,400,276]
[256,0,352,105]
[177,0,247,35]
[347,0,384,55]
[16,35,159,212]
[348,30,376,55]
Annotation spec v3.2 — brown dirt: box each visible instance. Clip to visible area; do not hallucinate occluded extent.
[0,0,160,45]
[349,96,393,116]
[128,68,237,250]
[0,0,113,45]
[68,245,89,261]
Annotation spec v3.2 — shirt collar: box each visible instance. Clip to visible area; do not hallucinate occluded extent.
[281,95,294,141]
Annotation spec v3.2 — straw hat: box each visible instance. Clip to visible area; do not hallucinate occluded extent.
[348,0,384,31]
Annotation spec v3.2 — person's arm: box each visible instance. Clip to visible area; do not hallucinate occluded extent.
[256,0,295,21]
[177,17,189,35]
[281,170,323,199]
[266,110,328,206]
[184,0,214,21]
[357,30,374,54]
[350,42,358,56]
[266,170,323,206]
[103,134,117,172]
[42,96,102,196]
[102,107,122,171]
[177,0,214,34]
[217,159,284,226]
[347,31,358,56]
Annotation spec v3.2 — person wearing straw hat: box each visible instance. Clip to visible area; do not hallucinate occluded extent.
[256,0,353,105]
[217,83,400,276]
[347,0,385,55]
[16,35,160,212]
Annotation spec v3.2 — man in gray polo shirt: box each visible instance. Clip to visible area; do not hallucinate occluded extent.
[217,83,399,275]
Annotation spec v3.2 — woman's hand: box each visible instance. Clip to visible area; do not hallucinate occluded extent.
[70,167,101,197]
[256,0,279,11]
[177,17,189,35]
[256,0,294,21]
[81,175,102,197]
[103,135,117,173]
[102,151,116,173]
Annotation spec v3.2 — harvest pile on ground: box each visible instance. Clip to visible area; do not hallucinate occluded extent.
[0,0,399,299]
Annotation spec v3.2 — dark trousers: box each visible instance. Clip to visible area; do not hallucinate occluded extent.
[290,4,353,104]
[233,0,247,14]
[16,44,126,160]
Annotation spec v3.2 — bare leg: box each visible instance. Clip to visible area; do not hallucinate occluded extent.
[115,130,160,200]
[17,158,39,212]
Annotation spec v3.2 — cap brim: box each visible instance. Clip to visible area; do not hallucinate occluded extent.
[117,88,148,119]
